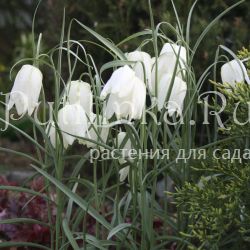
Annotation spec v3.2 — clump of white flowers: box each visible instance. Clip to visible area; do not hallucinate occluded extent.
[7,42,193,152]
[7,42,190,151]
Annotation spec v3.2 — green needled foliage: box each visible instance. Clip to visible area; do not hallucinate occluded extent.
[174,47,250,249]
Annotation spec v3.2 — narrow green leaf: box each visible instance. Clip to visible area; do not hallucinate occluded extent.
[74,19,126,60]
[0,147,41,166]
[62,218,80,250]
[85,234,107,250]
[0,117,47,154]
[66,176,79,220]
[192,0,245,61]
[0,218,48,227]
[107,223,132,240]
[116,30,152,47]
[31,165,113,231]
[186,0,198,45]
[0,186,50,201]
[0,242,50,250]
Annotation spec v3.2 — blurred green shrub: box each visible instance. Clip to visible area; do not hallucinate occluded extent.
[1,0,249,77]
[174,47,250,250]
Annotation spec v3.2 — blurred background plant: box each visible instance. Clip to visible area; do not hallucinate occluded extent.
[0,0,249,89]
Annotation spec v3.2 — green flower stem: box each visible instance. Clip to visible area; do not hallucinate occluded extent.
[55,155,64,250]
[34,33,42,68]
[94,159,100,238]
[54,11,66,249]
[148,0,159,246]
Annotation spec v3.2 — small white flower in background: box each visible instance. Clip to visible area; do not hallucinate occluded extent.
[8,64,43,116]
[46,122,57,148]
[101,65,146,120]
[119,166,130,182]
[64,80,93,117]
[151,43,187,93]
[160,43,187,62]
[126,51,152,92]
[117,131,132,182]
[156,176,175,198]
[160,43,187,77]
[221,59,250,87]
[49,104,88,149]
[81,112,109,149]
[197,174,221,189]
[157,74,187,116]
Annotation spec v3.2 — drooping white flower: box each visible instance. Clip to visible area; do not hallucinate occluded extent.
[119,166,130,183]
[157,74,187,116]
[8,64,43,116]
[101,65,146,120]
[221,59,250,87]
[56,104,88,148]
[117,131,132,182]
[81,112,109,149]
[151,43,187,94]
[64,80,93,116]
[126,51,152,91]
[160,43,187,61]
[160,43,187,77]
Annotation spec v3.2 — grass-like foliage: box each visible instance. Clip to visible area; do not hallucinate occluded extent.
[0,1,249,249]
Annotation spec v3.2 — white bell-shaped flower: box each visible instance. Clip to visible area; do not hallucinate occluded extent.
[101,65,146,120]
[126,51,152,92]
[157,74,187,116]
[117,131,132,182]
[81,112,109,149]
[221,59,250,87]
[160,43,187,61]
[56,104,88,148]
[151,44,187,95]
[64,80,93,116]
[8,64,43,116]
